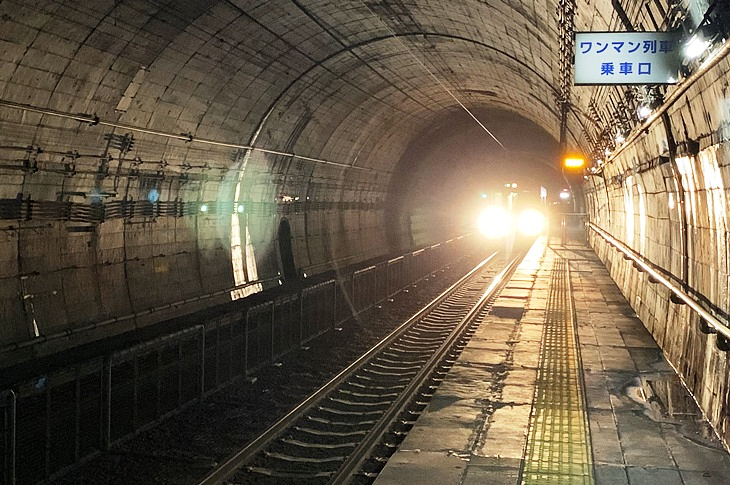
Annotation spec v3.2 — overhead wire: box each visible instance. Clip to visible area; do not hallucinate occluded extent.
[359,1,507,150]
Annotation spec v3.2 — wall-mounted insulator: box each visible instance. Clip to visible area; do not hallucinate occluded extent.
[104,133,135,154]
[699,318,717,334]
[670,293,685,305]
[648,275,659,284]
[716,335,730,352]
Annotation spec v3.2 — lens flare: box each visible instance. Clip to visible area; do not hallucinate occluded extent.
[517,209,546,236]
[477,206,511,239]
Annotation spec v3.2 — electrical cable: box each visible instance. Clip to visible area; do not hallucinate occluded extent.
[359,1,506,150]
[0,99,383,173]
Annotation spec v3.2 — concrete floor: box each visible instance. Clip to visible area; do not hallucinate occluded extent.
[375,238,730,485]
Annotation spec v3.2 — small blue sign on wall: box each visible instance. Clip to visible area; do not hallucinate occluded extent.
[574,32,682,85]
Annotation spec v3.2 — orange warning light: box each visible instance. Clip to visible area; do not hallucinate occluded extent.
[563,157,585,169]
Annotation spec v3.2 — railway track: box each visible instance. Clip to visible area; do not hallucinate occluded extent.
[199,249,526,485]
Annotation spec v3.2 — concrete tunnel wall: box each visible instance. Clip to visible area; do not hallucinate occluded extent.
[0,0,568,360]
[0,0,729,453]
[583,51,730,447]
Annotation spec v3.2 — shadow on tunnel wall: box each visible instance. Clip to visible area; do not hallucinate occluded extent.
[385,107,564,252]
[278,218,298,282]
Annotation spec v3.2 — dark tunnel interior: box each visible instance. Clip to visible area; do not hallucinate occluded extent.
[1,0,730,477]
[386,107,565,250]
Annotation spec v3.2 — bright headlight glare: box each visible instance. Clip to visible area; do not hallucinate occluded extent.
[477,206,512,239]
[517,209,545,236]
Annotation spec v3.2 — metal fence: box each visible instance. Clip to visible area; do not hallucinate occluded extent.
[13,359,105,484]
[301,281,336,343]
[0,236,468,483]
[1,391,15,485]
[548,212,588,245]
[108,326,205,444]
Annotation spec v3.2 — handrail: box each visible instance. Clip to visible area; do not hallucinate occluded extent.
[588,223,730,340]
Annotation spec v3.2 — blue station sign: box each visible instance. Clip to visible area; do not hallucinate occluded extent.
[574,32,682,85]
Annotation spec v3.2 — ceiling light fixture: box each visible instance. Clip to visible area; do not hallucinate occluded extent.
[637,104,653,120]
[684,34,711,59]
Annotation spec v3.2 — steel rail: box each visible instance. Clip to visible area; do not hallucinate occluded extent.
[589,223,730,340]
[197,251,499,485]
[329,252,524,484]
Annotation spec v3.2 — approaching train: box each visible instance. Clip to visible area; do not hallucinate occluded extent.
[475,186,549,240]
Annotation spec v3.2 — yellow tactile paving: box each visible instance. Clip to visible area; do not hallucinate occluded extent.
[521,257,594,484]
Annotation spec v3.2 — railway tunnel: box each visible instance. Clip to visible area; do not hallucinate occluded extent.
[1,0,730,483]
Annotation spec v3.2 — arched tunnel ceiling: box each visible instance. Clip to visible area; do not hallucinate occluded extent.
[8,0,730,471]
[1,0,718,358]
[0,0,578,180]
[0,0,696,185]
[1,0,706,244]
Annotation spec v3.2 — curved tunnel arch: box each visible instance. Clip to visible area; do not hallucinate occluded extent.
[249,31,569,159]
[2,1,730,448]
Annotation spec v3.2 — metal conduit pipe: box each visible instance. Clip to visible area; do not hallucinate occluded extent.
[1,237,467,355]
[589,222,730,341]
[300,248,382,275]
[109,324,205,362]
[298,236,460,276]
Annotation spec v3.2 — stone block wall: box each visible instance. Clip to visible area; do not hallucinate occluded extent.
[584,53,730,447]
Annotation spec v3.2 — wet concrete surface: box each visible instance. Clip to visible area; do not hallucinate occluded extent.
[376,239,730,484]
[558,243,730,485]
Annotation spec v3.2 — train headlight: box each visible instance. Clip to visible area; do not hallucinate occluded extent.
[517,209,546,236]
[477,206,511,239]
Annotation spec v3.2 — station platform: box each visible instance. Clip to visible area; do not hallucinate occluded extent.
[374,238,730,485]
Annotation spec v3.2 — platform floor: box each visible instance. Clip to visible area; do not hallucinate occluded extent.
[375,238,730,485]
